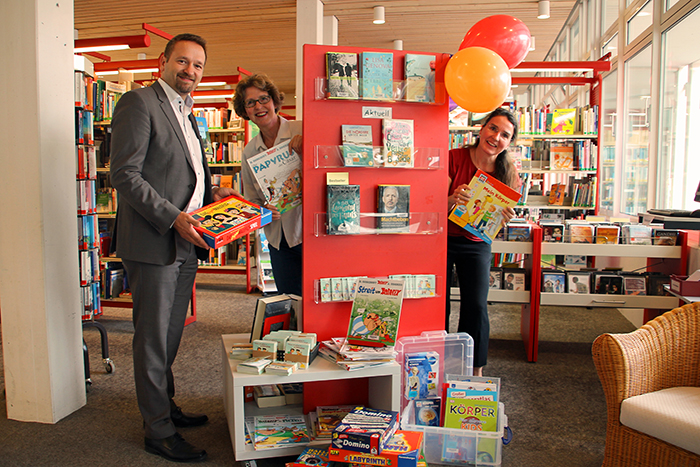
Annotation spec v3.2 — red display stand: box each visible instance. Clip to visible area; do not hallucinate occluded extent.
[301,44,450,410]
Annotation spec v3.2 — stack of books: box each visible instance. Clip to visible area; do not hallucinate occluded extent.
[228,343,253,360]
[265,361,299,376]
[308,404,356,439]
[318,338,397,371]
[236,356,272,375]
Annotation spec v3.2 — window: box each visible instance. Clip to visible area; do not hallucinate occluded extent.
[627,1,653,44]
[623,45,652,215]
[658,5,700,209]
[600,70,618,212]
[666,0,681,12]
[603,0,620,33]
[571,16,581,60]
[603,34,619,58]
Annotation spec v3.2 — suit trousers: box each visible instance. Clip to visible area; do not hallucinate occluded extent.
[123,235,198,439]
[446,236,492,368]
[268,232,302,296]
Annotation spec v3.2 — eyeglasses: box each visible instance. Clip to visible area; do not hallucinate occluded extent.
[244,95,272,108]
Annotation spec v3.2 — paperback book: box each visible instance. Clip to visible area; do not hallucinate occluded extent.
[376,184,410,232]
[253,414,311,450]
[327,184,361,235]
[448,169,522,244]
[190,195,272,249]
[327,52,359,99]
[551,108,576,135]
[341,124,376,167]
[346,277,404,347]
[246,140,302,214]
[404,54,436,103]
[360,51,393,100]
[382,119,414,167]
[442,397,499,431]
[250,294,293,342]
[549,144,574,170]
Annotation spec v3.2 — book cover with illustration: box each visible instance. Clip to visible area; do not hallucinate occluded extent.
[246,140,302,215]
[286,446,333,467]
[442,397,499,432]
[346,277,404,347]
[253,414,311,450]
[360,51,393,100]
[376,184,410,232]
[327,52,359,99]
[550,145,574,170]
[405,54,436,102]
[195,116,214,159]
[341,124,376,167]
[382,119,414,167]
[551,108,576,135]
[448,169,522,244]
[327,185,361,235]
[190,195,272,249]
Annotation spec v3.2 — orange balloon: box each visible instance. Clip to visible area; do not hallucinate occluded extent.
[445,47,512,113]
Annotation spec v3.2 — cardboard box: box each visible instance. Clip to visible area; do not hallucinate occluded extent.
[670,275,700,296]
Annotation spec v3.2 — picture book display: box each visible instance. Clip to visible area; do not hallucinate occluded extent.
[448,169,522,244]
[652,228,679,245]
[327,184,361,235]
[376,184,410,232]
[341,124,376,167]
[327,51,359,99]
[246,140,302,214]
[253,414,310,450]
[360,51,393,100]
[190,195,272,249]
[551,108,576,135]
[382,119,414,167]
[346,277,404,347]
[404,53,436,103]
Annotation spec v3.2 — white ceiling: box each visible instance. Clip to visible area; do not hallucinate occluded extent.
[74,0,577,98]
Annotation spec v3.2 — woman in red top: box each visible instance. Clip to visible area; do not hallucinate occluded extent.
[446,108,520,376]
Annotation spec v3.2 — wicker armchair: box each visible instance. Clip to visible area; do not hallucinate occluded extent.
[592,302,700,467]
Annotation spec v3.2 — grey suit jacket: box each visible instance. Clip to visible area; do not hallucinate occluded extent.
[110,81,213,265]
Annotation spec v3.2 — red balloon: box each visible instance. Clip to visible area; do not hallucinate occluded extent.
[459,15,531,69]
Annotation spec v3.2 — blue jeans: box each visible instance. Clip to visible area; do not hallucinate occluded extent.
[269,233,302,296]
[446,236,492,368]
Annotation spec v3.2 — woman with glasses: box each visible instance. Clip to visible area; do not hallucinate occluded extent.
[234,73,303,296]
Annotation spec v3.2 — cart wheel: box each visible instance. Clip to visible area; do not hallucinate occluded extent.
[104,359,115,374]
[85,379,92,393]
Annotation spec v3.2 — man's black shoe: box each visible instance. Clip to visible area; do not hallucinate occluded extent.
[171,407,208,428]
[145,433,207,463]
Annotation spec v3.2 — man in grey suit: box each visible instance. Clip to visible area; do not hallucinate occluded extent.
[110,33,237,463]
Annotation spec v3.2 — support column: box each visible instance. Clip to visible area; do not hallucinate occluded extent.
[0,0,85,422]
[296,0,324,115]
[324,15,339,46]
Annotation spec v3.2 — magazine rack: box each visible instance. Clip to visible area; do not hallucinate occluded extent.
[301,44,451,410]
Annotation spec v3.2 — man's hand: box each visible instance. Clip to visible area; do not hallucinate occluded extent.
[264,203,281,221]
[173,211,210,249]
[213,186,242,201]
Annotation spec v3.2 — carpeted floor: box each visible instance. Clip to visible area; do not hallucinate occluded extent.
[0,274,636,466]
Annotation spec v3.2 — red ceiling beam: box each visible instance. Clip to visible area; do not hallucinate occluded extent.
[93,59,160,73]
[74,34,151,52]
[514,60,612,73]
[141,23,173,40]
[512,77,596,86]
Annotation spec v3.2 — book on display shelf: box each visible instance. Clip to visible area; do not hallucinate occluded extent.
[489,268,502,289]
[253,414,311,450]
[569,224,594,243]
[382,119,414,167]
[548,183,566,205]
[622,274,647,295]
[376,184,410,232]
[341,124,377,167]
[346,277,404,347]
[326,51,359,99]
[190,195,271,249]
[594,274,624,295]
[621,224,653,245]
[360,51,393,100]
[503,268,526,291]
[551,108,576,135]
[595,225,620,244]
[549,144,574,170]
[542,223,564,242]
[652,228,679,245]
[237,356,272,375]
[250,294,293,342]
[542,271,566,293]
[327,184,361,235]
[253,384,287,407]
[264,361,299,376]
[448,169,522,244]
[567,271,591,294]
[404,53,436,103]
[442,397,499,431]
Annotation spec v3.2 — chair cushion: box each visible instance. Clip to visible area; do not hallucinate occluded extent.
[620,386,700,455]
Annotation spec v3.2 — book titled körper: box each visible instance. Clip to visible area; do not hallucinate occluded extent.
[191,195,272,249]
[346,277,403,347]
[448,169,522,244]
[246,140,302,214]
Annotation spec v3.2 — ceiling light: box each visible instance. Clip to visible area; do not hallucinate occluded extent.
[538,0,550,19]
[74,34,151,53]
[373,6,385,24]
[529,37,536,51]
[393,40,403,50]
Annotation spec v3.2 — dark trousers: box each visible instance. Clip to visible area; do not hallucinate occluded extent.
[123,235,198,439]
[269,233,302,296]
[446,236,492,368]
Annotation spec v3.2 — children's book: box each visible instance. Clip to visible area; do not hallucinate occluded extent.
[443,397,499,432]
[253,414,311,450]
[360,51,393,100]
[489,268,502,289]
[570,224,595,243]
[652,228,679,245]
[551,108,576,135]
[405,54,436,102]
[414,399,441,426]
[550,145,574,170]
[237,356,272,375]
[341,124,376,167]
[327,185,361,235]
[346,277,404,347]
[246,140,302,214]
[195,116,214,159]
[542,223,565,242]
[404,351,440,400]
[382,119,414,167]
[286,446,333,467]
[327,52,359,99]
[548,183,567,205]
[376,184,410,232]
[250,294,293,342]
[503,269,526,291]
[448,169,522,244]
[190,195,272,249]
[595,225,620,244]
